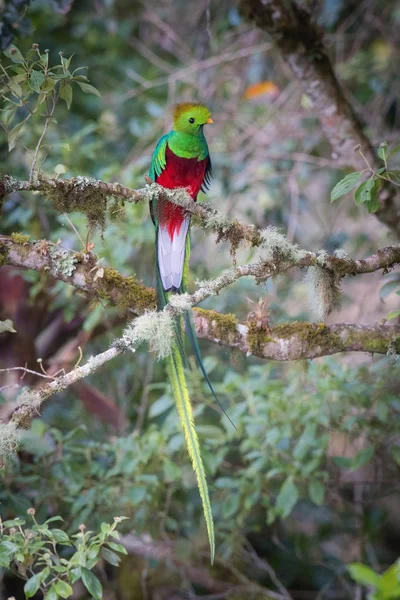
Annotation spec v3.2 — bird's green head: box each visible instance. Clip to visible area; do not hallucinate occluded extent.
[173,103,213,135]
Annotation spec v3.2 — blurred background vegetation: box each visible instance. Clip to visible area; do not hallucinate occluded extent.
[1,0,400,598]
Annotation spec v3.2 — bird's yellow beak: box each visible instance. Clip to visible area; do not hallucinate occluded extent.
[206,118,213,124]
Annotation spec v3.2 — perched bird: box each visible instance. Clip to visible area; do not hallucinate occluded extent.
[149,103,216,562]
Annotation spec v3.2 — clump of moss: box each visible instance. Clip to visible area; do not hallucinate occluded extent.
[247,320,275,354]
[204,211,232,232]
[11,232,30,244]
[109,198,126,222]
[212,218,247,262]
[0,243,9,267]
[195,307,238,339]
[304,266,341,321]
[259,226,308,267]
[273,321,342,350]
[168,293,192,312]
[97,267,156,312]
[42,177,109,232]
[122,311,174,359]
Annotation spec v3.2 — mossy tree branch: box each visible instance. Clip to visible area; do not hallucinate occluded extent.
[4,316,399,438]
[1,173,400,280]
[1,175,399,439]
[238,0,400,238]
[1,236,398,371]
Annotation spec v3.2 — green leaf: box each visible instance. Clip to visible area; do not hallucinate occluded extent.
[105,541,128,555]
[29,70,45,93]
[380,562,400,596]
[0,542,13,567]
[378,142,388,161]
[9,78,23,98]
[81,567,103,600]
[45,516,64,524]
[4,45,25,64]
[163,458,181,481]
[354,178,374,206]
[8,120,27,151]
[41,78,56,92]
[388,145,400,160]
[54,580,73,598]
[24,573,42,598]
[332,446,374,471]
[365,180,381,213]
[46,585,59,600]
[348,563,380,587]
[60,54,74,72]
[100,547,121,566]
[149,394,174,417]
[100,522,111,534]
[330,172,362,202]
[60,84,73,109]
[387,309,400,320]
[221,494,240,519]
[50,529,71,544]
[75,81,101,96]
[380,279,400,300]
[40,53,49,67]
[354,178,381,212]
[126,487,147,505]
[308,480,325,506]
[275,476,299,518]
[3,518,26,527]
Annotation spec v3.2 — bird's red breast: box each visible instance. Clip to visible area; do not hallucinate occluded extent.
[156,145,209,240]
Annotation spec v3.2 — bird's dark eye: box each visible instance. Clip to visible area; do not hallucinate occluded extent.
[188,117,195,123]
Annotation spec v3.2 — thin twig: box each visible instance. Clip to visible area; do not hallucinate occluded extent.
[29,93,57,182]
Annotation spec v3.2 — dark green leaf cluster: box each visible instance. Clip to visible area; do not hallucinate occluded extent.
[1,43,100,152]
[330,142,400,213]
[349,560,400,600]
[0,510,128,600]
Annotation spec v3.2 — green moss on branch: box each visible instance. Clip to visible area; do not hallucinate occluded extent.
[11,232,30,244]
[194,307,238,339]
[97,267,156,313]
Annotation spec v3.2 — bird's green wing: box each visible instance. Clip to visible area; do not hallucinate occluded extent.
[149,133,169,227]
[149,133,169,181]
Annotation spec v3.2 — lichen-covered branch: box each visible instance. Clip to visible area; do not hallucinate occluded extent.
[239,0,400,237]
[2,232,400,314]
[0,174,258,248]
[3,312,398,450]
[9,344,125,432]
[0,341,127,467]
[194,315,399,360]
[0,235,157,313]
[3,171,400,249]
[1,234,399,362]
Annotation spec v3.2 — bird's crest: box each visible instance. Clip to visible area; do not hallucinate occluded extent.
[173,103,212,132]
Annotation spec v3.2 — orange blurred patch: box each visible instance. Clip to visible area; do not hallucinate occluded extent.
[244,81,280,99]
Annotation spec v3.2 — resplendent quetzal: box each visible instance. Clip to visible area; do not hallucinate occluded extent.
[149,103,217,562]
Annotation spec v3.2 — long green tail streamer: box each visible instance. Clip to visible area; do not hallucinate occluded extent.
[166,343,215,564]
